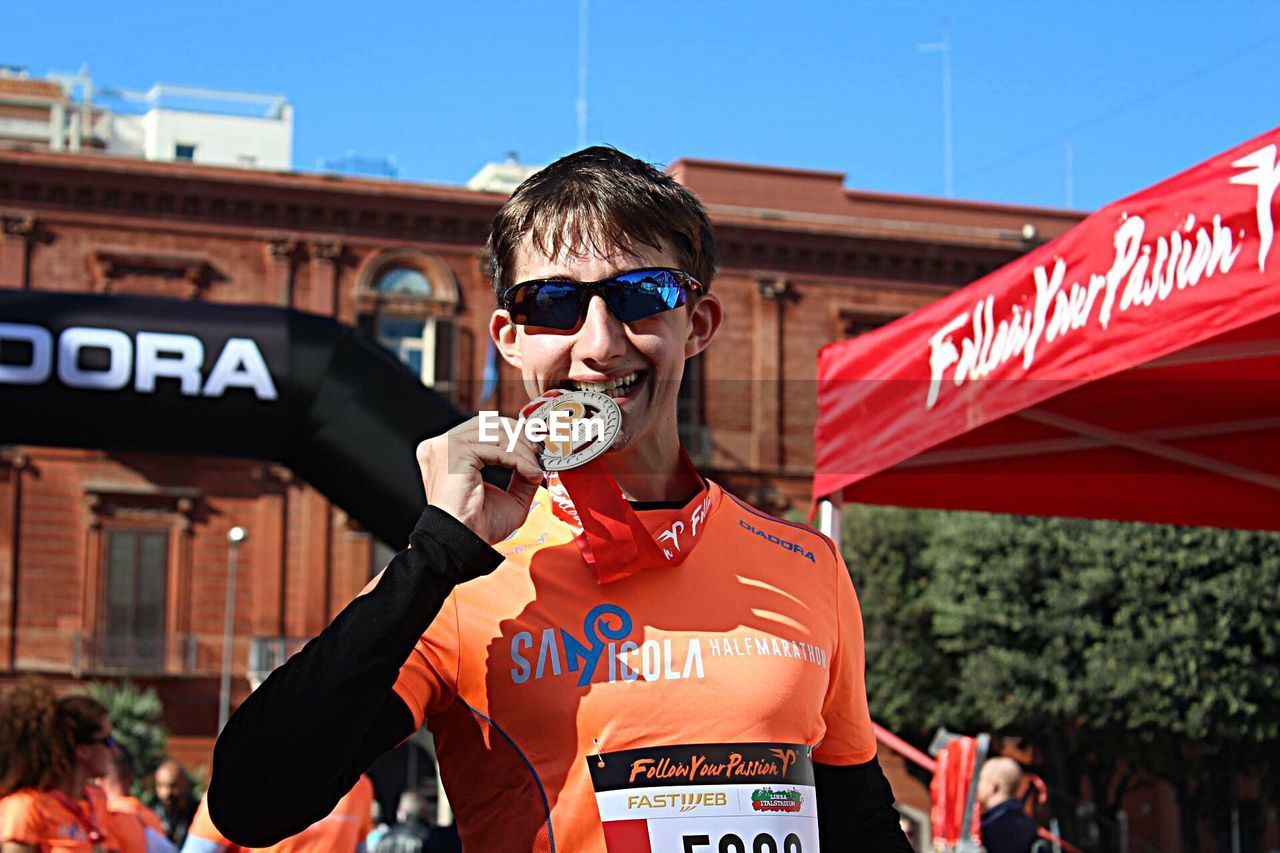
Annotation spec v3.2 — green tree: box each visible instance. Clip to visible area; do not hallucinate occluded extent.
[841,504,953,733]
[86,680,169,796]
[842,506,1280,852]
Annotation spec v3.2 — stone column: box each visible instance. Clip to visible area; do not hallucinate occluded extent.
[264,236,302,307]
[310,239,347,318]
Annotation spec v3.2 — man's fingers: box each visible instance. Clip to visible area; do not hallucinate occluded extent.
[506,468,540,508]
[459,440,543,483]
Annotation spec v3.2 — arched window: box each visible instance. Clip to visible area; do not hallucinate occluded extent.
[374,266,434,297]
[357,251,460,400]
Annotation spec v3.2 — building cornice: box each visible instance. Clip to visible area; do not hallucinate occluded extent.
[0,149,1072,284]
[0,149,502,247]
[714,220,1024,286]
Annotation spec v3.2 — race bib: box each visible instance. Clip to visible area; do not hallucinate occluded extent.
[588,742,819,853]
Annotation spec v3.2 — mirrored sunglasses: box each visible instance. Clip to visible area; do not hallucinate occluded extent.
[500,267,704,331]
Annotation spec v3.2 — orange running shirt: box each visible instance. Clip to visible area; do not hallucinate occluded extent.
[391,481,876,852]
[183,799,245,853]
[104,796,165,837]
[184,776,373,853]
[100,809,143,853]
[0,786,119,851]
[262,774,372,853]
[105,795,170,853]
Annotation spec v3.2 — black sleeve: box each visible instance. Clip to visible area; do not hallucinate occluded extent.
[208,506,502,847]
[815,756,915,852]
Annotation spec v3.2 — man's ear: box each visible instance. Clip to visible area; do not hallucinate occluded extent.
[490,310,522,368]
[685,292,723,358]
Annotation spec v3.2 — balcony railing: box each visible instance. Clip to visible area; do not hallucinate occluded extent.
[70,632,200,677]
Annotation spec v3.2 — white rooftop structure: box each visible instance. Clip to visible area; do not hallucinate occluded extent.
[0,67,293,171]
[467,158,541,194]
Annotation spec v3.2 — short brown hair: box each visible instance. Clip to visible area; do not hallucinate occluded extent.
[485,146,717,298]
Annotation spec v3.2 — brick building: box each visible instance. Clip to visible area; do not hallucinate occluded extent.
[0,147,1079,776]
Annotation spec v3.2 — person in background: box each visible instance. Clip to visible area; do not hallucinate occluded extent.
[978,756,1041,853]
[0,679,120,852]
[373,791,432,853]
[364,799,389,852]
[152,761,197,850]
[182,775,374,853]
[101,746,176,853]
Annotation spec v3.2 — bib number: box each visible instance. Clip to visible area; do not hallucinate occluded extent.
[683,831,805,852]
[588,742,819,853]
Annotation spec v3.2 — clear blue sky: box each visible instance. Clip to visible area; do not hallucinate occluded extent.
[5,0,1278,212]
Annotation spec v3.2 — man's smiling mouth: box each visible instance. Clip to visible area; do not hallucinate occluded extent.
[564,370,645,398]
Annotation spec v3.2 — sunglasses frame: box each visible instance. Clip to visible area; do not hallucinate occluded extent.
[499,267,705,331]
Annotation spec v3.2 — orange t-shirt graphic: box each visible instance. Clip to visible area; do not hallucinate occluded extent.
[391,481,876,852]
[0,786,119,851]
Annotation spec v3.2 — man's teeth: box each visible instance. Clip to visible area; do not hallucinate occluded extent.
[571,372,641,395]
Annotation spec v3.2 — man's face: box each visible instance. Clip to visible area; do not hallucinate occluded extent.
[491,236,721,463]
[155,766,189,808]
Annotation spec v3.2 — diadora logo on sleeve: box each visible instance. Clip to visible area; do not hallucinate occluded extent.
[510,604,704,687]
[737,520,816,562]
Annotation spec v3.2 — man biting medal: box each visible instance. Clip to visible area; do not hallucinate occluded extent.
[210,146,911,852]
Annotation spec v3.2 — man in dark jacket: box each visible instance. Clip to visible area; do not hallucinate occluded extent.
[978,757,1041,853]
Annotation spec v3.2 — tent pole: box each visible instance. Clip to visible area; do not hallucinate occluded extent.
[817,494,843,551]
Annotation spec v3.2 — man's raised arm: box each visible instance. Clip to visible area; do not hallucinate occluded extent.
[208,505,501,846]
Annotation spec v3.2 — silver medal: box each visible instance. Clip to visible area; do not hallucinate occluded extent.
[522,389,622,471]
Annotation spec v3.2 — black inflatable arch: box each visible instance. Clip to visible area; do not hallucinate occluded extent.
[0,291,467,546]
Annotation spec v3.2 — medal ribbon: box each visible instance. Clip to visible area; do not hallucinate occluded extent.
[547,449,710,584]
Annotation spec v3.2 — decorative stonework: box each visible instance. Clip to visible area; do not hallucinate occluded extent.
[0,154,1031,287]
[83,483,201,532]
[267,236,303,260]
[89,250,221,297]
[0,160,499,248]
[1,213,35,237]
[252,464,294,487]
[311,239,347,264]
[0,448,29,470]
[355,247,462,316]
[716,223,1015,285]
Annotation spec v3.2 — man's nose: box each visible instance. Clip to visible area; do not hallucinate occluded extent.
[574,295,627,364]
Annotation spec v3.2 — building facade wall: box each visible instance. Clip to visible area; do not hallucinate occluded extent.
[0,148,1081,757]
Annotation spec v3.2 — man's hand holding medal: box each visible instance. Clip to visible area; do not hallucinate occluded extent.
[415,389,621,545]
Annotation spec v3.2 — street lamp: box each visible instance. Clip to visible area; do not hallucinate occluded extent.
[218,526,247,734]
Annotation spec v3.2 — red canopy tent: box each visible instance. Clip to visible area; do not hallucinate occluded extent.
[814,125,1280,534]
[813,125,1279,853]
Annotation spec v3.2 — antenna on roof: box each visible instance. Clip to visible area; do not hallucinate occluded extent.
[917,18,954,198]
[577,0,588,150]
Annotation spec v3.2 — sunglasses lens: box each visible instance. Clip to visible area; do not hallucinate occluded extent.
[507,282,583,330]
[605,270,688,323]
[505,269,698,330]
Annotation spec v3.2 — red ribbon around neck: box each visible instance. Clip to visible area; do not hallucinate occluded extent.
[546,449,710,584]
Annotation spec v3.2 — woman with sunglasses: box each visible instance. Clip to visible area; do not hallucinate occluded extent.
[213,147,911,852]
[0,679,123,852]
